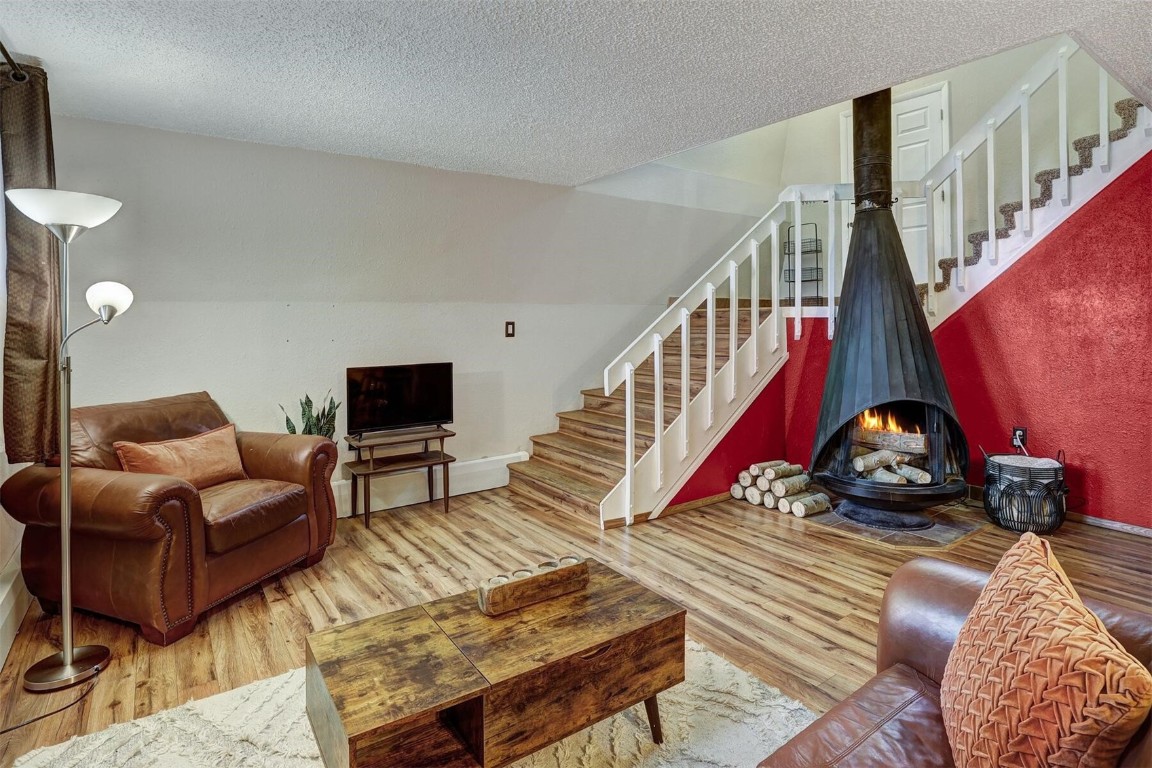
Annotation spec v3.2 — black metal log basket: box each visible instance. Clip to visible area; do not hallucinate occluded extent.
[984,450,1068,534]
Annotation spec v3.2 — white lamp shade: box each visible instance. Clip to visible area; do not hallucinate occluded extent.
[85,281,134,316]
[5,189,122,229]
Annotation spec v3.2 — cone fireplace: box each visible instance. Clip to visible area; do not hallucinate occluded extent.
[810,89,968,530]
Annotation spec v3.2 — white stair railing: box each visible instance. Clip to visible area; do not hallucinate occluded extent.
[917,35,1149,329]
[599,184,853,528]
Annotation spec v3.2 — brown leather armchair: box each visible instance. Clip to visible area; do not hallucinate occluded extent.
[760,557,1152,767]
[0,391,338,645]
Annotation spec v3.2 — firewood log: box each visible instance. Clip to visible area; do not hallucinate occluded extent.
[852,449,907,473]
[891,464,932,484]
[748,460,789,477]
[764,463,805,480]
[867,467,908,484]
[738,470,753,488]
[744,486,763,506]
[770,473,811,497]
[792,493,831,517]
[730,483,745,500]
[779,492,814,512]
[762,491,778,509]
[755,475,772,492]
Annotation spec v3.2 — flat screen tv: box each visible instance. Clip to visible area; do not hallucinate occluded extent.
[346,363,453,435]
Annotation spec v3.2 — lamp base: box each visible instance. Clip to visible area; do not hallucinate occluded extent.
[23,645,110,692]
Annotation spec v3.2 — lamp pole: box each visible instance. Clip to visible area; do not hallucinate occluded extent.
[6,189,131,691]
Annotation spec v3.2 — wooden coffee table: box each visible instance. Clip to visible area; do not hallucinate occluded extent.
[306,561,686,768]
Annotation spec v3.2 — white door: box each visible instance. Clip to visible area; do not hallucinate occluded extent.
[840,84,950,285]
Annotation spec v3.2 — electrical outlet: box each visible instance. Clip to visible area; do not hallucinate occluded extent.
[504,321,515,338]
[1012,426,1027,449]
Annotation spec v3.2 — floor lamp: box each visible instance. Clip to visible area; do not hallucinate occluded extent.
[5,188,133,692]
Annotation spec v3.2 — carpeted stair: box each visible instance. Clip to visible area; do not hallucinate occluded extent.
[918,97,1144,299]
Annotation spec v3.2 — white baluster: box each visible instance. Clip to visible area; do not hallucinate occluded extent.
[1057,47,1070,205]
[651,333,663,490]
[706,283,716,427]
[728,259,738,402]
[623,362,635,526]
[924,179,936,316]
[826,188,836,338]
[679,308,690,459]
[1020,86,1032,236]
[955,152,966,291]
[1098,68,1110,173]
[986,119,998,265]
[770,220,780,352]
[792,196,802,340]
[749,239,759,372]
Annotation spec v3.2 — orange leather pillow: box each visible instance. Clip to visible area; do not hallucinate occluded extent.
[114,424,246,490]
[941,532,1152,768]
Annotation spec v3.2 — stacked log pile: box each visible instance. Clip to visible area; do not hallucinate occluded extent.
[730,460,831,518]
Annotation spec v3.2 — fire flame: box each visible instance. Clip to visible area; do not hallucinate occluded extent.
[857,408,921,434]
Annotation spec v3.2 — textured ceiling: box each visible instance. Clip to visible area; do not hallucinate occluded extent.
[1,1,1149,186]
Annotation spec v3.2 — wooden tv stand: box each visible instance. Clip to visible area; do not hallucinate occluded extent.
[344,426,456,527]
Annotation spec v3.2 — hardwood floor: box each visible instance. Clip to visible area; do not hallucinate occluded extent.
[1,488,1149,765]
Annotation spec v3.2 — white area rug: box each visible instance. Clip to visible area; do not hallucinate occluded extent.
[16,640,815,768]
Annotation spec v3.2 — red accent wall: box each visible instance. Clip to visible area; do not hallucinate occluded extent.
[667,372,786,505]
[933,152,1152,529]
[782,319,832,469]
[674,153,1152,529]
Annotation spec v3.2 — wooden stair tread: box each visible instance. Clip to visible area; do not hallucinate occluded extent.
[557,409,656,436]
[529,432,625,465]
[506,459,612,504]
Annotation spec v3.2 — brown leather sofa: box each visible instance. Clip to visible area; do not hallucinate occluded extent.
[761,557,1152,767]
[0,391,338,645]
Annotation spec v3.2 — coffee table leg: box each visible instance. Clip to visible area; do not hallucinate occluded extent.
[644,695,663,744]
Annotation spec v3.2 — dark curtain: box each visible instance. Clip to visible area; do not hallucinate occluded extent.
[1,65,59,464]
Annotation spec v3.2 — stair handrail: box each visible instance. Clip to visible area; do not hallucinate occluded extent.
[919,35,1081,311]
[602,200,789,395]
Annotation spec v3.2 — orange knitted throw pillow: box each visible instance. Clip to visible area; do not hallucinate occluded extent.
[941,533,1152,768]
[114,424,246,490]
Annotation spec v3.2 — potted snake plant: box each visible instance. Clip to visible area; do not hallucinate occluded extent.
[280,391,340,440]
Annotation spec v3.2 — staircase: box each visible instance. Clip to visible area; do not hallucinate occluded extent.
[508,304,762,525]
[924,97,1146,298]
[508,35,1151,529]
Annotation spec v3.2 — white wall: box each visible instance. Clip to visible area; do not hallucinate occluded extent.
[50,117,755,461]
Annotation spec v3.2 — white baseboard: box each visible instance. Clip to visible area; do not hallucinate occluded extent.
[332,451,527,518]
[0,548,32,668]
[1065,512,1152,539]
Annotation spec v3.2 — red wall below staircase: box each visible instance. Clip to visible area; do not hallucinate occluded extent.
[667,372,786,505]
[673,153,1152,529]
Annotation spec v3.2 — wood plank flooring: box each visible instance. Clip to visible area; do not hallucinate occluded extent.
[1,489,1149,765]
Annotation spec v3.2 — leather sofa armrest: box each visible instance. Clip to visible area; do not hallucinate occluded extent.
[875,557,990,684]
[1,464,205,541]
[236,432,332,485]
[235,432,338,554]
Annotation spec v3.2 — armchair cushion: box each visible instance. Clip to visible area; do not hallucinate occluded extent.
[940,533,1152,768]
[200,479,306,555]
[115,423,246,490]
